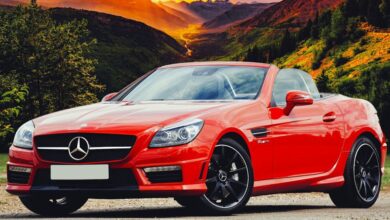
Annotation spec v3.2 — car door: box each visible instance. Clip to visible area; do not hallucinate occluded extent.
[268,69,343,178]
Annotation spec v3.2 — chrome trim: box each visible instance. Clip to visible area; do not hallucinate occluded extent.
[90,146,132,150]
[37,146,132,150]
[37,147,68,150]
[68,136,90,161]
[9,166,32,173]
[257,140,270,144]
[252,131,270,136]
[143,166,181,173]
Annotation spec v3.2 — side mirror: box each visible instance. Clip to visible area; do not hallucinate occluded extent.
[101,92,118,102]
[284,90,313,115]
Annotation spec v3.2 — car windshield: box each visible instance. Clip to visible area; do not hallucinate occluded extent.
[119,66,268,102]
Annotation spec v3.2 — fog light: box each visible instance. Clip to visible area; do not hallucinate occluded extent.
[8,165,32,173]
[143,166,182,183]
[143,165,181,173]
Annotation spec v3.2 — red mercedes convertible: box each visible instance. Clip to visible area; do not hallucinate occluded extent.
[6,62,387,216]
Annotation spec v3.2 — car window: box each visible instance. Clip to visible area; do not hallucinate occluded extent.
[272,69,311,107]
[299,71,321,99]
[120,66,268,102]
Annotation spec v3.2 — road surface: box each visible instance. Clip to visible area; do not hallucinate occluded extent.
[1,184,390,219]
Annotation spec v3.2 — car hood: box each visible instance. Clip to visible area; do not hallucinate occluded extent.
[33,101,238,135]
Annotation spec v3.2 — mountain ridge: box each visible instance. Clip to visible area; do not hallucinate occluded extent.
[240,0,344,27]
[0,0,193,36]
[203,3,274,30]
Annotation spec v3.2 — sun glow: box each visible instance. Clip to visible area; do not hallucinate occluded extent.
[9,0,209,40]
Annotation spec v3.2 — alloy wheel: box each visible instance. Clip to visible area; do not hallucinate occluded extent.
[203,144,250,209]
[353,143,381,202]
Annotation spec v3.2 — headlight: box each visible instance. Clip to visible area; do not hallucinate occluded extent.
[13,120,35,149]
[150,119,204,148]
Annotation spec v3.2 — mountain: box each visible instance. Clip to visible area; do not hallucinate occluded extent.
[241,0,344,27]
[49,8,187,92]
[187,0,346,60]
[1,0,191,36]
[234,0,282,3]
[0,0,21,6]
[186,1,233,21]
[158,1,204,23]
[203,3,274,30]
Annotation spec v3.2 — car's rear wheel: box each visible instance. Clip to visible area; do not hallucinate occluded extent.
[329,137,381,208]
[19,195,87,216]
[197,138,253,214]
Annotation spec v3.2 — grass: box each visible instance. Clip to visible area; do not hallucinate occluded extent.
[0,153,7,183]
[0,153,389,186]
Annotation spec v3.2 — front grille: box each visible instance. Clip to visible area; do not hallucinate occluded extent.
[8,171,30,184]
[146,170,183,183]
[35,133,136,163]
[33,169,137,188]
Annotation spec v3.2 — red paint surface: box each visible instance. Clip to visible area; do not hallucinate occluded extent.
[7,62,387,197]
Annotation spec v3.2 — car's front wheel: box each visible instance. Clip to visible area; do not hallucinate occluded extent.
[198,138,254,214]
[20,195,87,216]
[329,136,381,208]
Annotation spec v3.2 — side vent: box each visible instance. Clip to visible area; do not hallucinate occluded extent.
[251,128,269,138]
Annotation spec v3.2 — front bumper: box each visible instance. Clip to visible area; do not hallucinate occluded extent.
[6,142,209,198]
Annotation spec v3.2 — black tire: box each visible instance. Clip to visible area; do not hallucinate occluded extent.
[174,196,202,208]
[197,138,254,215]
[19,195,88,216]
[329,136,381,208]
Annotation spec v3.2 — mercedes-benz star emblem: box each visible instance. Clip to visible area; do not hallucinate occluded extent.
[68,136,90,161]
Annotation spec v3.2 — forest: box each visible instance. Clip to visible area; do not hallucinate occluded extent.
[0,0,389,150]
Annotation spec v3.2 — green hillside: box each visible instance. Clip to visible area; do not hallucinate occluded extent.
[0,5,187,150]
[188,0,390,137]
[51,8,187,93]
[275,24,390,78]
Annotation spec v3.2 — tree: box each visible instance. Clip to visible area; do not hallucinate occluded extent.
[344,0,359,17]
[380,0,390,26]
[357,63,390,137]
[312,48,324,70]
[0,76,28,148]
[316,71,332,93]
[280,29,296,55]
[357,0,369,17]
[0,5,104,119]
[318,10,333,28]
[298,19,313,41]
[244,46,258,62]
[311,12,320,39]
[330,8,347,44]
[367,0,383,26]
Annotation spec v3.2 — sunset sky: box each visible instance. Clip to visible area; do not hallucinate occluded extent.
[2,0,281,6]
[152,0,280,3]
[0,0,281,38]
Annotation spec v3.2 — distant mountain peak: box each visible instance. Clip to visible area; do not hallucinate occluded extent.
[240,0,344,27]
[203,2,274,30]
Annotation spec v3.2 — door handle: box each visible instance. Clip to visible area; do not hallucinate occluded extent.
[323,112,336,122]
